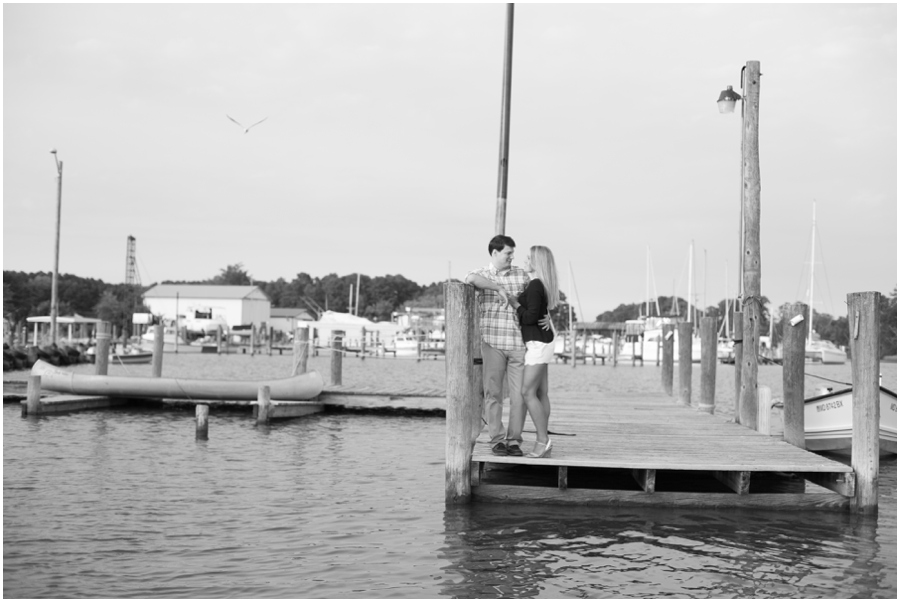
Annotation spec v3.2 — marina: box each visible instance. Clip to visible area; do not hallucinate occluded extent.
[3,351,896,597]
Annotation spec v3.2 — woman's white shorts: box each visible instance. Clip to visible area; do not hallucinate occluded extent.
[524,340,555,366]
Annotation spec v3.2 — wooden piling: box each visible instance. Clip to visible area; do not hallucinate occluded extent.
[570,329,576,367]
[757,386,773,435]
[267,326,274,356]
[445,282,480,504]
[216,325,222,355]
[95,321,111,376]
[250,324,256,356]
[612,330,619,367]
[733,311,743,422]
[848,291,881,514]
[151,324,164,378]
[196,404,209,440]
[677,322,692,406]
[331,330,344,386]
[292,327,309,376]
[739,59,762,432]
[580,330,588,365]
[360,326,367,361]
[699,317,716,414]
[256,385,271,425]
[661,324,674,396]
[24,374,41,417]
[782,302,808,448]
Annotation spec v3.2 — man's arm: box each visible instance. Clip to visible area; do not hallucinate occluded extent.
[465,273,500,292]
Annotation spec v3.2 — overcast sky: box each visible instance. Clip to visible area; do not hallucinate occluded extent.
[4,3,896,321]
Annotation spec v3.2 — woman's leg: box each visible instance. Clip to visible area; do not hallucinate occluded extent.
[522,364,548,443]
[536,365,551,423]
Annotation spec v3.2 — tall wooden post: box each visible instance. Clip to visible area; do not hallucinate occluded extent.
[151,323,164,378]
[699,317,716,414]
[445,282,480,504]
[250,324,256,356]
[292,327,309,376]
[360,326,367,361]
[848,292,881,514]
[677,322,692,406]
[738,60,762,431]
[331,330,344,386]
[494,3,514,235]
[95,321,111,376]
[733,311,743,421]
[267,326,273,356]
[661,324,674,396]
[782,302,808,448]
[196,404,209,440]
[216,325,222,355]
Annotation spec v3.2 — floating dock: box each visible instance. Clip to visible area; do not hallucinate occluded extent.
[470,391,854,511]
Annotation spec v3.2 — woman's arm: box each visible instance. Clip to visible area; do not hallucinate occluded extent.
[515,281,546,325]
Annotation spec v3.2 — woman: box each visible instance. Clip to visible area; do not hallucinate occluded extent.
[506,245,560,458]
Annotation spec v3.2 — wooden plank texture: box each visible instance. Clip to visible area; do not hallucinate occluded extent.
[472,392,854,478]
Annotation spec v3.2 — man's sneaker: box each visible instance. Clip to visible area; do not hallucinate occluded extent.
[491,442,509,456]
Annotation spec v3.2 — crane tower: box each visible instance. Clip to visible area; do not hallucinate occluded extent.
[125,235,140,285]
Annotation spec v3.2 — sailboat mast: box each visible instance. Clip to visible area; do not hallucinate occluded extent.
[808,200,816,344]
[645,246,650,317]
[687,241,694,324]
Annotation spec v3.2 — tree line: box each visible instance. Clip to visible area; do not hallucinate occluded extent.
[5,265,892,358]
[3,263,579,343]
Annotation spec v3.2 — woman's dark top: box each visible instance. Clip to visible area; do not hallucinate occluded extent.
[516,279,554,344]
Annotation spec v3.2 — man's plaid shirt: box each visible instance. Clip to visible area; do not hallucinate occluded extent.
[467,264,530,351]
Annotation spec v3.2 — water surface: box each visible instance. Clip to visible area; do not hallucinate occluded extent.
[4,355,896,598]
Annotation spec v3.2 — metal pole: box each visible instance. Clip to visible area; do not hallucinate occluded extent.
[494,3,514,235]
[50,151,63,345]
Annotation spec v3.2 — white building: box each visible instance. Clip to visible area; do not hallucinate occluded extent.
[269,307,317,337]
[142,284,271,330]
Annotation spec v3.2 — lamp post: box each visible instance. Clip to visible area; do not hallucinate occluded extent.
[49,149,63,346]
[718,61,762,429]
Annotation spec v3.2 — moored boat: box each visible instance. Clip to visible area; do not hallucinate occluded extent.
[804,385,897,456]
[31,359,325,401]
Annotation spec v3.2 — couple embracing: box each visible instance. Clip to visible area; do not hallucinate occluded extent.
[465,234,560,459]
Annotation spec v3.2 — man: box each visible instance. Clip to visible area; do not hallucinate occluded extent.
[465,234,534,456]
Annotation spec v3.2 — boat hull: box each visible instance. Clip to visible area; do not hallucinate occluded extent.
[804,386,897,456]
[31,359,324,401]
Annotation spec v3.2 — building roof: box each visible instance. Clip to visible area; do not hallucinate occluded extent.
[144,284,269,301]
[270,307,316,320]
[27,314,103,324]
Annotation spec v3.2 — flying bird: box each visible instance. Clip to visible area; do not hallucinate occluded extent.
[226,114,268,134]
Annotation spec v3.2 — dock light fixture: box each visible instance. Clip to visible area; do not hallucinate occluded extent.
[49,148,63,345]
[717,85,742,114]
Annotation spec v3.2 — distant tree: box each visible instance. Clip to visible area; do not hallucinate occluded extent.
[212,263,252,286]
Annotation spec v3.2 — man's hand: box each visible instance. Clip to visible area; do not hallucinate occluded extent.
[538,313,553,331]
[497,288,510,307]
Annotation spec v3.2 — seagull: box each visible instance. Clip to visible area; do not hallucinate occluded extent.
[226,114,268,134]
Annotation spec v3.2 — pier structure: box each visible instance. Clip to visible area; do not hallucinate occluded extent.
[444,282,882,514]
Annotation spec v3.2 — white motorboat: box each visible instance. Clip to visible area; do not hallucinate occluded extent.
[805,334,847,364]
[804,385,897,456]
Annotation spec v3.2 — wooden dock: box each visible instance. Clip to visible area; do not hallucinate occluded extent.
[469,391,855,511]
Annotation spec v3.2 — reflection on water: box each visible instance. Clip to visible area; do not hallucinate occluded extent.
[441,500,893,598]
[3,355,897,598]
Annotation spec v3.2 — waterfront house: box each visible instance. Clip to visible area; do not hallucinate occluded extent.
[142,284,271,331]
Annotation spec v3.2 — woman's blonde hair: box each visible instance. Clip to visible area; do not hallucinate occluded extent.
[529,245,560,310]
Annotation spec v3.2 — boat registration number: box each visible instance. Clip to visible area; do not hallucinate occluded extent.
[815,400,843,412]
